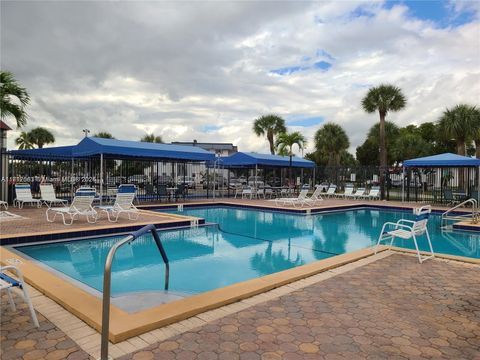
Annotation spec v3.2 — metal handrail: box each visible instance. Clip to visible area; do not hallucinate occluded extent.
[100,224,169,360]
[441,198,478,227]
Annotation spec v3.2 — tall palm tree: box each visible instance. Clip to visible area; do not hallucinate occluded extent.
[253,114,287,154]
[0,71,30,128]
[314,123,350,166]
[141,133,163,143]
[276,131,306,183]
[437,104,478,156]
[28,127,55,148]
[15,131,34,150]
[362,84,406,199]
[93,131,115,139]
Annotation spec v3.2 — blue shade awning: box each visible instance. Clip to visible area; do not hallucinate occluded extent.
[218,152,315,168]
[74,137,216,161]
[8,146,77,160]
[9,137,216,162]
[403,153,480,167]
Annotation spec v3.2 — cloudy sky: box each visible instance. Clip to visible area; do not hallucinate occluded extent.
[1,0,479,155]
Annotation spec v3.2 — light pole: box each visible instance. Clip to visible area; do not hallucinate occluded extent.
[82,129,90,138]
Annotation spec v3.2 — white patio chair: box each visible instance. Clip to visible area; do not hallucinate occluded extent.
[275,189,309,207]
[40,184,68,207]
[241,188,254,199]
[234,186,243,199]
[97,184,139,222]
[46,189,97,225]
[0,265,39,327]
[375,205,434,263]
[13,184,42,209]
[324,184,337,198]
[0,200,7,210]
[263,187,274,199]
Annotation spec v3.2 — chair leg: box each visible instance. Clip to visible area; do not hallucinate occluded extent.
[425,231,434,259]
[21,285,39,327]
[412,234,423,263]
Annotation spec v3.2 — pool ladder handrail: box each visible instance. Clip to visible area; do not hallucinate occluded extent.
[100,224,169,360]
[441,198,478,228]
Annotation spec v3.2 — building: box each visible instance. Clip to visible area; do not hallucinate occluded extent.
[171,140,238,157]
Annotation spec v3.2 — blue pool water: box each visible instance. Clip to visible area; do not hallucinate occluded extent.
[17,207,480,297]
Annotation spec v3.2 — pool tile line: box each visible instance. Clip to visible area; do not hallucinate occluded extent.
[15,250,395,359]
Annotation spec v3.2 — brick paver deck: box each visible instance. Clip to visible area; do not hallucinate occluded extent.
[0,292,91,360]
[119,254,480,360]
[2,253,479,359]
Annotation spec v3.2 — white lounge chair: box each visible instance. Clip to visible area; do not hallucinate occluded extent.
[363,186,380,200]
[1,265,39,327]
[304,186,324,206]
[0,200,7,210]
[275,189,309,207]
[40,184,68,207]
[13,184,42,209]
[338,185,354,198]
[97,184,139,222]
[353,187,366,199]
[324,185,337,198]
[46,189,97,225]
[375,205,434,263]
[263,187,274,199]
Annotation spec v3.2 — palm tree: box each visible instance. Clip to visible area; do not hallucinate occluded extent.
[314,123,350,166]
[0,71,30,128]
[362,84,406,199]
[276,131,306,183]
[437,104,478,156]
[94,131,115,139]
[141,133,163,143]
[15,131,33,150]
[253,114,287,154]
[28,127,55,148]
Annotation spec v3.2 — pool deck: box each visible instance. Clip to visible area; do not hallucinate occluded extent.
[1,198,480,358]
[2,252,479,359]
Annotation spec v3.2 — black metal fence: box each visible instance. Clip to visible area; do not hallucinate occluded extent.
[1,150,478,205]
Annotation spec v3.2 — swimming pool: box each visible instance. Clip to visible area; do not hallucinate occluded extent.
[15,206,480,299]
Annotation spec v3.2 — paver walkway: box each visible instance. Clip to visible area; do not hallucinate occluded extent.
[2,253,479,359]
[120,254,480,360]
[0,292,90,360]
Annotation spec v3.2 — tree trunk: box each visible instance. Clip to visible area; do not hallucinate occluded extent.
[379,111,387,200]
[267,130,275,155]
[476,140,480,159]
[457,140,465,156]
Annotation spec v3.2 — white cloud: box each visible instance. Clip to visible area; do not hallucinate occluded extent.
[1,1,479,157]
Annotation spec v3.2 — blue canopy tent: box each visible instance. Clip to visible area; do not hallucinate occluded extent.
[404,153,480,168]
[402,153,480,203]
[219,152,315,169]
[7,137,215,203]
[212,152,315,192]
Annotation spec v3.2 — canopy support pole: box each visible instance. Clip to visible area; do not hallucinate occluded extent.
[255,164,258,190]
[70,157,74,201]
[100,153,104,206]
[401,166,405,203]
